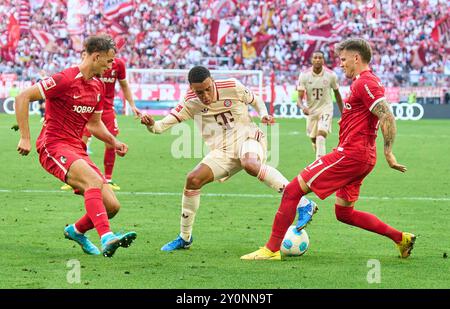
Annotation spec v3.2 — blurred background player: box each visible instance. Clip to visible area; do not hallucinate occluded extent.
[15,35,136,257]
[242,38,415,261]
[140,66,315,251]
[61,55,141,191]
[297,51,343,159]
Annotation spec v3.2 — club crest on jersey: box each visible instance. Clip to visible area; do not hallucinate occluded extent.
[60,156,67,164]
[175,104,183,112]
[111,70,116,76]
[323,79,329,86]
[97,94,101,102]
[42,77,56,90]
[223,99,232,107]
[201,107,209,113]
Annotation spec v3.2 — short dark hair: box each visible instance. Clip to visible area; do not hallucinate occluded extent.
[84,35,116,55]
[336,38,372,63]
[188,66,211,84]
[312,50,324,57]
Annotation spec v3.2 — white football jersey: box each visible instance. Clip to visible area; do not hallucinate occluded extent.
[168,79,264,156]
[297,67,339,115]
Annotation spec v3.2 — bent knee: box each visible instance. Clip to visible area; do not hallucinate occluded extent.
[317,131,328,138]
[241,160,260,177]
[106,200,121,218]
[186,172,205,189]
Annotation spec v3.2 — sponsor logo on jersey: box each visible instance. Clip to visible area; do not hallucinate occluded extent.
[42,77,56,90]
[201,107,209,113]
[72,105,95,113]
[100,77,116,83]
[223,99,232,107]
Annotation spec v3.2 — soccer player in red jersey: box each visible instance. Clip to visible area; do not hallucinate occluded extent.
[71,57,141,191]
[15,35,136,257]
[242,38,415,260]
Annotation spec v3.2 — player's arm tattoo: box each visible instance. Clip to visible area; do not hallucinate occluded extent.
[371,99,396,154]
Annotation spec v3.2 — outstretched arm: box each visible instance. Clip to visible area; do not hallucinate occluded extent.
[140,113,180,134]
[15,84,43,156]
[371,100,407,173]
[86,113,128,156]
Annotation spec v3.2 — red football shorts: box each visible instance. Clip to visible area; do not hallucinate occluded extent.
[300,151,374,202]
[38,143,105,183]
[102,110,119,136]
[82,110,119,138]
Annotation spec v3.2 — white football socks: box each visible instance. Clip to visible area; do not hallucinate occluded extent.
[180,188,200,242]
[257,164,289,193]
[315,135,326,159]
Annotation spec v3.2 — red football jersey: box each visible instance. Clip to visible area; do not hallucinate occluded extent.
[98,58,126,110]
[36,66,104,148]
[337,70,385,165]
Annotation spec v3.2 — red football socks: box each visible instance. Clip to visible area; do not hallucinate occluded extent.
[74,214,94,234]
[104,147,116,181]
[84,188,111,237]
[335,204,403,243]
[266,178,305,252]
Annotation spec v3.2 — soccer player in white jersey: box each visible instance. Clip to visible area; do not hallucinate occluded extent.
[140,66,315,251]
[297,51,344,159]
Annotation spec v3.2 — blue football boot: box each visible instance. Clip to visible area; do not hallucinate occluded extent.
[161,235,193,251]
[101,231,137,257]
[295,198,318,231]
[64,224,100,255]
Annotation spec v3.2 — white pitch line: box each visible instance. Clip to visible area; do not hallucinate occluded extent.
[0,189,449,202]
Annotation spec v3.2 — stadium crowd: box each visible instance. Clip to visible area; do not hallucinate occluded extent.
[1,0,449,87]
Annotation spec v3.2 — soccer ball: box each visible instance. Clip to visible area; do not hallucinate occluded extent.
[280,225,310,256]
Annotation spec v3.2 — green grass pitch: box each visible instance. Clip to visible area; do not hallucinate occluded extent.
[0,113,449,288]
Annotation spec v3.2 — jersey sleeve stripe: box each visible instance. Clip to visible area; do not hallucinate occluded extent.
[369,97,386,111]
[249,92,255,104]
[170,112,182,123]
[216,80,236,85]
[37,83,46,100]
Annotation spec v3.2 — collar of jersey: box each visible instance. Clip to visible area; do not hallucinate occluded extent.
[311,68,324,77]
[353,69,372,80]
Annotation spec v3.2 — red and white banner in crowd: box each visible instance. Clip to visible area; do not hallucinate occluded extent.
[31,29,56,50]
[209,0,236,46]
[66,0,91,51]
[19,0,31,33]
[210,19,231,46]
[103,0,134,20]
[431,14,450,48]
[66,0,90,35]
